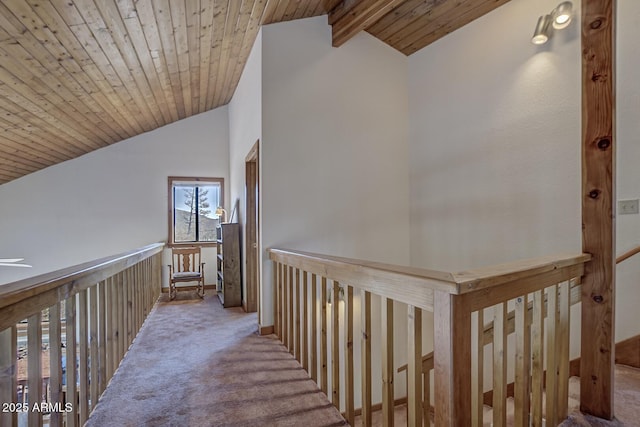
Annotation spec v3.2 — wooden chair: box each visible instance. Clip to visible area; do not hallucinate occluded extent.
[167,247,205,300]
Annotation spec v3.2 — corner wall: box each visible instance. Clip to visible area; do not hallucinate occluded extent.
[229,29,263,314]
[261,16,411,405]
[0,108,230,286]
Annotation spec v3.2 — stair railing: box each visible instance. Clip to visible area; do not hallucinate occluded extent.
[269,248,591,426]
[0,243,164,427]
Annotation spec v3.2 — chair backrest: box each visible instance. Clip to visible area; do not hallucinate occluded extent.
[171,247,201,273]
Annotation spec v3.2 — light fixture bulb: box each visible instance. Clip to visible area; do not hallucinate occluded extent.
[532,14,552,45]
[552,1,573,29]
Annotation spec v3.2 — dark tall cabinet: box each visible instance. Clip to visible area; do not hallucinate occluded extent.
[216,223,241,307]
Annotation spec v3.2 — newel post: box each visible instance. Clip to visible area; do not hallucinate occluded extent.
[433,291,471,426]
[580,0,616,420]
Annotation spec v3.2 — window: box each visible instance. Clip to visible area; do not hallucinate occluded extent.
[168,177,224,245]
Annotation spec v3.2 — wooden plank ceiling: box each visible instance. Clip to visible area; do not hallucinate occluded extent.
[0,0,508,185]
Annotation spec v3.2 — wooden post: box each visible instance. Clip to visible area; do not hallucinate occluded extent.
[581,0,616,419]
[66,295,78,427]
[331,281,340,409]
[50,303,64,427]
[303,271,309,371]
[361,290,372,426]
[89,285,99,411]
[0,326,17,427]
[514,295,530,426]
[27,312,42,427]
[407,305,423,427]
[295,268,301,361]
[381,297,394,426]
[274,262,280,338]
[311,274,318,383]
[433,291,471,426]
[78,290,89,424]
[344,286,354,425]
[321,277,328,395]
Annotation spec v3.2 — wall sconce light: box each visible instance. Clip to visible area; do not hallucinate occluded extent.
[532,1,573,45]
[215,207,227,223]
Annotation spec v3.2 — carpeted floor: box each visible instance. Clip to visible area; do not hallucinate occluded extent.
[87,292,346,427]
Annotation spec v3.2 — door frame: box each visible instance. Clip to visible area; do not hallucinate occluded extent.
[244,141,260,316]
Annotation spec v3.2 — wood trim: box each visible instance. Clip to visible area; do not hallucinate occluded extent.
[330,0,406,47]
[259,325,274,335]
[580,0,616,419]
[245,140,259,314]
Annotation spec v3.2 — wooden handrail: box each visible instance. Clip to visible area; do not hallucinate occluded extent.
[617,244,640,264]
[269,249,590,310]
[0,242,164,331]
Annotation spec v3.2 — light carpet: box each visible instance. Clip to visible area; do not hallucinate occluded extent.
[87,292,346,427]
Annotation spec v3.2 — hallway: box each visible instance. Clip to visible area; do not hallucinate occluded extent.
[87,292,346,426]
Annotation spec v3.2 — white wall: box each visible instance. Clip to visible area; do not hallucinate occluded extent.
[229,30,263,315]
[408,0,640,344]
[615,0,640,341]
[0,107,230,286]
[261,16,411,407]
[409,0,582,272]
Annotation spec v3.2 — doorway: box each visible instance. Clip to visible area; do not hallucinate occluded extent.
[245,141,259,316]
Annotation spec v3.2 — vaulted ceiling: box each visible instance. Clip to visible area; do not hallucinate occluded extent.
[0,0,509,185]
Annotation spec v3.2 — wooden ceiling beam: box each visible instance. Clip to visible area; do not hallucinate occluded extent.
[330,0,406,47]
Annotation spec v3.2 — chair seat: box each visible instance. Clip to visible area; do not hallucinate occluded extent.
[173,271,202,280]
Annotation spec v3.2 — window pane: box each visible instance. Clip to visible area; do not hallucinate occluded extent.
[174,186,197,242]
[198,185,219,242]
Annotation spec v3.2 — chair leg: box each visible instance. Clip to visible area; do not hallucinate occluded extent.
[197,280,205,298]
[170,282,176,300]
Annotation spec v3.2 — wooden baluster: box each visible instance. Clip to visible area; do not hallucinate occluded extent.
[89,285,99,411]
[50,303,63,427]
[288,266,294,354]
[546,285,559,426]
[117,272,125,362]
[106,277,115,381]
[331,281,340,409]
[78,290,89,424]
[274,262,280,338]
[514,295,531,426]
[310,274,318,383]
[344,286,354,425]
[28,312,43,427]
[408,305,422,427]
[98,280,107,396]
[493,302,507,427]
[295,268,301,362]
[471,309,484,427]
[433,292,471,426]
[558,281,570,419]
[424,369,431,426]
[531,290,544,426]
[66,295,78,427]
[0,325,17,427]
[302,271,309,371]
[361,290,372,426]
[381,297,394,427]
[321,277,328,395]
[127,269,133,348]
[283,265,289,348]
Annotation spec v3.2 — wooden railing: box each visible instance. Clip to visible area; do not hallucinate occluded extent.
[0,243,164,427]
[617,244,640,264]
[269,248,591,426]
